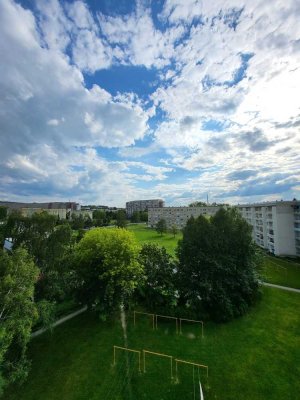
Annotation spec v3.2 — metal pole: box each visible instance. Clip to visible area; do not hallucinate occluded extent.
[113,346,116,366]
[175,360,178,381]
[170,357,173,379]
[143,351,146,373]
[138,351,141,372]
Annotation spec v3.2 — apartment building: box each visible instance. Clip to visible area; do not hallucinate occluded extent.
[237,200,300,257]
[148,205,224,229]
[20,207,67,219]
[126,199,164,217]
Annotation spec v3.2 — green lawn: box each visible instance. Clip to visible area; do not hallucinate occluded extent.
[4,287,300,400]
[262,255,300,289]
[127,224,182,256]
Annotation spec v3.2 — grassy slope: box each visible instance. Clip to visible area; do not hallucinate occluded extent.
[127,224,182,256]
[5,287,300,400]
[262,256,300,289]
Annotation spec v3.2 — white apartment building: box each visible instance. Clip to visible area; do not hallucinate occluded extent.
[148,205,224,229]
[237,200,300,257]
[126,199,164,217]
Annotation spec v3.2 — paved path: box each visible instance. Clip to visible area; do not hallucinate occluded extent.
[262,282,300,293]
[31,306,87,338]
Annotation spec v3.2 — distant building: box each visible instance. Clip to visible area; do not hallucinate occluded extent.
[20,208,67,219]
[0,201,80,212]
[71,210,93,220]
[0,201,80,220]
[148,205,224,229]
[126,199,164,217]
[236,200,300,257]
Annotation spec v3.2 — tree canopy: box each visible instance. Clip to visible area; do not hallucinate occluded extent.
[0,248,39,393]
[177,208,261,321]
[138,244,177,311]
[73,228,142,317]
[155,219,167,236]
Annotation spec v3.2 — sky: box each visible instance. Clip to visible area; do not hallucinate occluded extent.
[0,0,299,207]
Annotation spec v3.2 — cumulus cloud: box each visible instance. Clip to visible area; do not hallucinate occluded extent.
[0,0,300,205]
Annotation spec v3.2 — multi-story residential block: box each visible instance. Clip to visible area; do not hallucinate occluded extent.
[20,207,67,219]
[237,200,300,257]
[148,205,224,229]
[126,199,164,217]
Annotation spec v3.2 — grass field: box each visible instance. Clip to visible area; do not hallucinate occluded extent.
[127,224,182,256]
[4,287,300,400]
[262,256,300,289]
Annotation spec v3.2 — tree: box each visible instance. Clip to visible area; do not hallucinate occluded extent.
[177,208,261,322]
[138,244,177,311]
[73,228,142,317]
[0,207,7,221]
[2,213,74,302]
[115,210,127,228]
[140,211,148,222]
[0,248,39,392]
[170,225,178,238]
[156,219,167,236]
[189,201,207,207]
[131,211,141,223]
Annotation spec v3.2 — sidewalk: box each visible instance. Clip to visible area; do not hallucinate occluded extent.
[261,282,300,293]
[31,306,87,338]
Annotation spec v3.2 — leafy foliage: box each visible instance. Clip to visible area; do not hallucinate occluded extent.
[0,207,7,221]
[2,213,75,302]
[170,225,178,238]
[0,248,39,392]
[155,219,167,236]
[177,208,261,321]
[115,210,127,228]
[73,228,142,316]
[138,244,177,311]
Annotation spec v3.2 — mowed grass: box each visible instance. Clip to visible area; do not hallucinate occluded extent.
[127,224,182,256]
[4,287,300,400]
[262,255,300,289]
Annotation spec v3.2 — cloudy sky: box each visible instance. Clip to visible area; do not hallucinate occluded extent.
[0,0,299,206]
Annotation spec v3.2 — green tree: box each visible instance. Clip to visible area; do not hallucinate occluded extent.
[138,244,177,311]
[73,228,142,317]
[131,211,141,223]
[140,211,148,222]
[177,208,261,322]
[115,210,127,228]
[170,225,178,238]
[93,210,106,226]
[156,219,167,236]
[0,207,7,221]
[0,248,39,392]
[189,201,207,207]
[3,213,74,302]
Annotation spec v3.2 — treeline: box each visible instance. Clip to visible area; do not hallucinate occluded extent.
[0,208,262,394]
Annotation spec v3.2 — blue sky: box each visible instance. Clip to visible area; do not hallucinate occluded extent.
[0,0,299,206]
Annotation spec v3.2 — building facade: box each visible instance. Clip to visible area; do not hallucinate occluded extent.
[148,205,224,229]
[126,199,164,217]
[237,200,300,257]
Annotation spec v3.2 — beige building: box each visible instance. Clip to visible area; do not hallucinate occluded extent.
[20,208,67,219]
[148,205,224,229]
[126,199,164,217]
[237,200,300,257]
